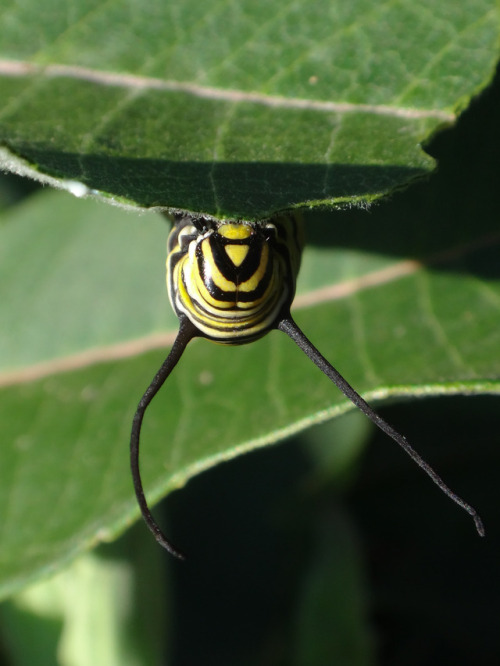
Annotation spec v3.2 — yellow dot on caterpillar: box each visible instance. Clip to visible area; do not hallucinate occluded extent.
[218,224,253,240]
[225,244,249,266]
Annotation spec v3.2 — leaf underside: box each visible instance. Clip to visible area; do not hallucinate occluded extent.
[1,0,499,218]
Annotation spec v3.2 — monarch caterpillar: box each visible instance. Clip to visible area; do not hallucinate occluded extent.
[131,212,484,559]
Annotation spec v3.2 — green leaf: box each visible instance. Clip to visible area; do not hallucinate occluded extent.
[1,146,499,599]
[1,0,499,218]
[0,526,167,666]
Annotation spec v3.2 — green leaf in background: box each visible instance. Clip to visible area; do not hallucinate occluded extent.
[1,96,500,601]
[1,0,499,218]
[0,526,167,666]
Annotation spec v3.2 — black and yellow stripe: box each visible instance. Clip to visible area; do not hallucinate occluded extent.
[130,210,484,559]
[167,213,303,343]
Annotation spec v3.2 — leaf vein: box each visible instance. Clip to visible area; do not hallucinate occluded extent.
[0,60,454,121]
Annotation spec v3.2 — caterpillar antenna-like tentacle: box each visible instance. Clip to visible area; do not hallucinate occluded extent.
[278,316,485,537]
[130,316,197,559]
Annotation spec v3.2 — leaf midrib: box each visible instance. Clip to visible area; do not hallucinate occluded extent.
[0,59,455,121]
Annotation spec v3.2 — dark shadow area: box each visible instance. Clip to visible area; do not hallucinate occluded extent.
[1,141,427,220]
[165,442,311,666]
[348,395,500,666]
[304,63,500,276]
[164,395,500,666]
